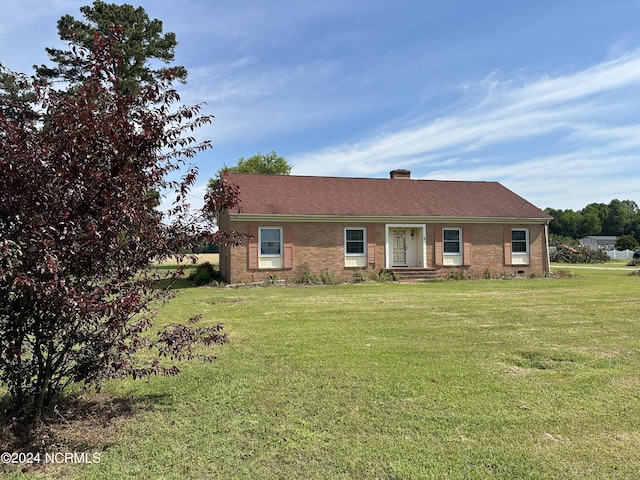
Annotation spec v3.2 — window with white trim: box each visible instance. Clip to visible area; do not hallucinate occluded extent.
[259,227,283,268]
[511,228,530,265]
[443,228,463,266]
[345,227,367,267]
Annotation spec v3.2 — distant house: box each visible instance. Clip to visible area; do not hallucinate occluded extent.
[579,236,617,250]
[217,170,553,283]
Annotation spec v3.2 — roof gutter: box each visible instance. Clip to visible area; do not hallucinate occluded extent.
[229,213,552,225]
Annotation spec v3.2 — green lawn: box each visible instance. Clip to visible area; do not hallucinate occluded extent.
[9,264,640,479]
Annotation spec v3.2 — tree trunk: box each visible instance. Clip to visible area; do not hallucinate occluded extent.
[30,344,53,430]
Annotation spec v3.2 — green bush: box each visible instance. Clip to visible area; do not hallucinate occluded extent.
[352,269,398,283]
[550,245,609,264]
[447,268,469,280]
[319,269,342,285]
[352,270,367,283]
[370,268,397,282]
[296,265,343,285]
[188,262,224,286]
[298,264,318,284]
[303,267,396,285]
[263,274,280,286]
[615,235,638,251]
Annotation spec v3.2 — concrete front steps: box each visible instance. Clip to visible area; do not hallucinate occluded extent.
[388,267,437,282]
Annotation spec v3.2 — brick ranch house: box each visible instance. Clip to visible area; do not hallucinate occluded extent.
[217,170,553,283]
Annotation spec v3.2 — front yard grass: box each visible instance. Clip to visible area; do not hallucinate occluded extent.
[9,264,640,479]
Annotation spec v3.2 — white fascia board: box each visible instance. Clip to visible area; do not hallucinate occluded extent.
[229,214,551,225]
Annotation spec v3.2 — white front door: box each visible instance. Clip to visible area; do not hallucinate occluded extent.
[385,224,427,269]
[392,229,407,266]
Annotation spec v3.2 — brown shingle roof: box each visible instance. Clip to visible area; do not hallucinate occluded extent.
[225,172,552,220]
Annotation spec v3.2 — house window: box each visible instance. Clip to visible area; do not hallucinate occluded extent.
[345,228,367,267]
[345,228,365,254]
[259,227,283,268]
[443,228,461,253]
[512,228,530,265]
[260,227,282,255]
[443,228,463,266]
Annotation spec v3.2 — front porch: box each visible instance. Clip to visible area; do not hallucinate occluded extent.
[387,267,437,281]
[384,223,427,269]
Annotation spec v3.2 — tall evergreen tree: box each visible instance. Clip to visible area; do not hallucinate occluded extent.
[34,1,186,94]
[0,71,37,121]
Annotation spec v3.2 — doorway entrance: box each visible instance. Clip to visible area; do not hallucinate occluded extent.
[392,229,407,266]
[385,224,426,268]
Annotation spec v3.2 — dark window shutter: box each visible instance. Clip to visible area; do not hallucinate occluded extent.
[248,225,258,269]
[367,225,376,266]
[283,226,293,269]
[434,226,443,267]
[504,227,512,266]
[463,227,472,265]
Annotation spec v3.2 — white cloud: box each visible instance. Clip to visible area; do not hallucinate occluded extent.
[290,50,640,208]
[4,1,639,212]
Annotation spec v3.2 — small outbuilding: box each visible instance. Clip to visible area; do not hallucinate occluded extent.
[579,236,617,250]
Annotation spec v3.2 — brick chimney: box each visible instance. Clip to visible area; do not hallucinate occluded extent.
[389,169,411,179]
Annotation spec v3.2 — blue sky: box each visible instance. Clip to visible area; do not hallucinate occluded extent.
[2,0,640,212]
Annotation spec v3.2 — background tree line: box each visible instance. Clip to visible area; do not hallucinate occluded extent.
[545,199,640,249]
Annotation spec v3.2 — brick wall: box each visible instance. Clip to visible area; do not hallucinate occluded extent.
[428,223,549,278]
[218,218,549,284]
[221,221,383,284]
